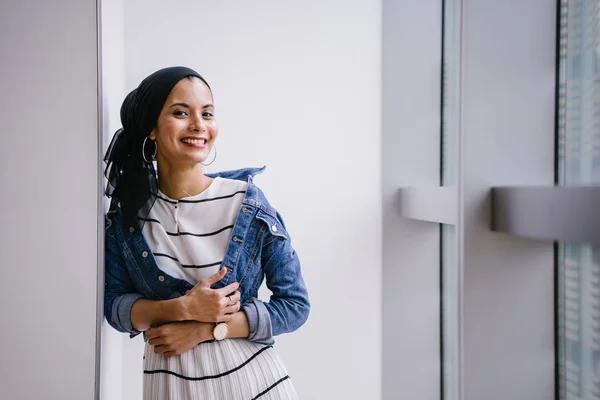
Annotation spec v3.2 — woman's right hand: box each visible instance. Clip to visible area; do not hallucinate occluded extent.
[180,267,241,323]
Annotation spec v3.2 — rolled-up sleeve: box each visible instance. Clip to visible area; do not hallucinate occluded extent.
[243,224,310,345]
[110,292,145,334]
[104,218,144,337]
[242,298,274,344]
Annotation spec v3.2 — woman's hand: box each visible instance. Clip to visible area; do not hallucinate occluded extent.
[146,321,214,358]
[180,267,242,323]
[130,268,241,332]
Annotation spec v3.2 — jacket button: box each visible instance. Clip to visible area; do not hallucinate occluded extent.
[272,224,277,232]
[142,251,148,258]
[129,227,135,233]
[158,275,165,282]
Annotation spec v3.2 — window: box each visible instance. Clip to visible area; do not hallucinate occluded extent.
[557,1,600,399]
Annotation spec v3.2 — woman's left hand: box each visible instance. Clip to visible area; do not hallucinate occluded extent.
[146,321,214,358]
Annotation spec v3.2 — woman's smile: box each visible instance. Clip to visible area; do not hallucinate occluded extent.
[180,136,209,148]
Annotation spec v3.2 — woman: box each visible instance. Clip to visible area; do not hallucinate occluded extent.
[104,66,310,400]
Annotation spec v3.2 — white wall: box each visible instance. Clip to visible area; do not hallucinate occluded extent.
[99,0,383,399]
[0,1,99,399]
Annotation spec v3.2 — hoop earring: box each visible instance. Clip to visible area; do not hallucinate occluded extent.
[142,136,157,163]
[201,145,217,166]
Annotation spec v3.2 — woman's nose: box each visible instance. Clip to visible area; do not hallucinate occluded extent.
[190,114,206,132]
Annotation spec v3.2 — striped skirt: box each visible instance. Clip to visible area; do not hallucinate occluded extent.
[143,338,298,400]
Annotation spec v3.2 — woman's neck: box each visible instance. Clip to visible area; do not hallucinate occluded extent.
[157,163,212,200]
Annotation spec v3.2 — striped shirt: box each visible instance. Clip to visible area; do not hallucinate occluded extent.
[142,177,247,285]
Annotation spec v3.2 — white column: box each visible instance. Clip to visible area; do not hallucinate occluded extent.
[382,1,443,399]
[0,1,99,399]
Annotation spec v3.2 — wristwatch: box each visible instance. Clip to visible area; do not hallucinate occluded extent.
[213,322,229,341]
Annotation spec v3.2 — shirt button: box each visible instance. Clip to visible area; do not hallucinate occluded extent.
[272,224,277,232]
[158,275,165,282]
[129,227,135,233]
[142,251,148,258]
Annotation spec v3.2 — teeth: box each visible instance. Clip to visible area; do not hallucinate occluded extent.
[182,138,207,145]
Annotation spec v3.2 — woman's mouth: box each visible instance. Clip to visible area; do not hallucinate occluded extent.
[181,137,208,148]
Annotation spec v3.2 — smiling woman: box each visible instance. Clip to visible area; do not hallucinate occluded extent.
[99,1,383,399]
[103,66,310,400]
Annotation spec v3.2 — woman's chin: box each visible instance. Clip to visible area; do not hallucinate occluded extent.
[179,150,210,165]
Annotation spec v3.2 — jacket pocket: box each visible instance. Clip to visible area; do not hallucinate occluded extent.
[255,209,288,241]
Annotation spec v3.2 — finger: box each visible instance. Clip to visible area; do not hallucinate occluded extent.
[230,290,241,304]
[154,345,167,355]
[221,290,240,307]
[223,303,241,315]
[221,290,241,308]
[145,328,163,340]
[146,330,158,340]
[200,267,227,287]
[148,337,163,346]
[164,351,177,359]
[216,281,240,298]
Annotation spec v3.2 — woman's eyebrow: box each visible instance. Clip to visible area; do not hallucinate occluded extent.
[168,102,214,109]
[169,102,190,109]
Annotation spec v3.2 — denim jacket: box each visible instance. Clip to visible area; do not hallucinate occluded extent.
[104,166,310,345]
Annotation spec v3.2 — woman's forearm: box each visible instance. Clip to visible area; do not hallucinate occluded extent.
[227,311,250,339]
[145,311,251,357]
[130,298,185,332]
[129,268,243,332]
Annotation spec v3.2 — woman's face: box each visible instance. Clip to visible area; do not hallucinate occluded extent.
[150,77,217,168]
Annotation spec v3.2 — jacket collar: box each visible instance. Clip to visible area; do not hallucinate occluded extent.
[205,166,277,216]
[205,166,266,183]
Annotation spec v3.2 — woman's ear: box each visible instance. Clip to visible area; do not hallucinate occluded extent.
[150,129,157,141]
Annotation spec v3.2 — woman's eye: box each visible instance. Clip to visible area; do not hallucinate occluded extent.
[173,110,188,117]
[203,112,214,118]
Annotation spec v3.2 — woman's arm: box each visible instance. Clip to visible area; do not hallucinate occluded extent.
[104,225,145,334]
[130,268,242,331]
[242,212,310,345]
[105,219,241,334]
[146,311,250,358]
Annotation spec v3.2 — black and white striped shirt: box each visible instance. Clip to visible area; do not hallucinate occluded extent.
[142,177,247,285]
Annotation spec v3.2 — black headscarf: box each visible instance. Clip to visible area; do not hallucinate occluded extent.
[103,66,211,232]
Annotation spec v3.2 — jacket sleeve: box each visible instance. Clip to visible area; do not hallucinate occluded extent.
[104,216,144,337]
[243,213,310,344]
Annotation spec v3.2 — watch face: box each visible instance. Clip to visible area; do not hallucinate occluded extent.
[214,323,228,341]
